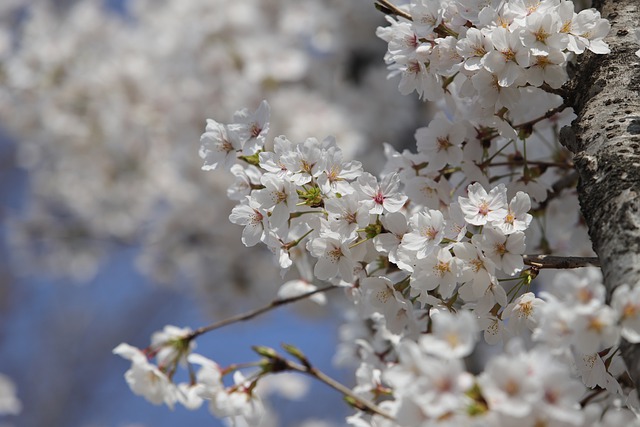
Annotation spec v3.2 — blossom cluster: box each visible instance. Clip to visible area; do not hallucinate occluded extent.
[0,373,21,416]
[0,0,419,316]
[119,96,638,426]
[199,100,537,325]
[113,326,266,424]
[378,0,609,107]
[110,1,640,426]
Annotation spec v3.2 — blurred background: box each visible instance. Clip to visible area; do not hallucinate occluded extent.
[0,0,424,425]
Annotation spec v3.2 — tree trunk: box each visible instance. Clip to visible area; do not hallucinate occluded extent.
[559,0,640,388]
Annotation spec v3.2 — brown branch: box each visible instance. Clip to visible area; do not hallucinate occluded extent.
[512,103,568,130]
[523,255,600,269]
[531,171,579,214]
[487,160,573,169]
[560,0,640,391]
[375,0,412,21]
[186,284,340,341]
[281,358,395,420]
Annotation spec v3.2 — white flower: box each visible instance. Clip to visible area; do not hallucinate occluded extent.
[415,357,474,418]
[373,211,409,268]
[476,227,525,275]
[401,209,446,259]
[252,173,297,232]
[150,325,194,368]
[471,68,522,111]
[189,353,223,396]
[199,120,245,171]
[361,276,412,334]
[457,27,493,71]
[502,292,544,336]
[325,194,370,240]
[612,284,640,343]
[113,343,177,408]
[353,172,407,215]
[278,279,327,305]
[478,352,541,418]
[256,372,311,401]
[573,350,617,391]
[412,247,460,300]
[410,0,442,36]
[454,241,498,302]
[259,135,294,178]
[571,305,620,354]
[210,372,265,426]
[404,175,451,210]
[532,297,576,350]
[483,26,530,87]
[529,352,585,426]
[478,313,505,345]
[231,100,270,155]
[229,197,270,247]
[569,9,611,54]
[280,137,324,186]
[495,191,532,234]
[458,182,508,226]
[176,382,205,410]
[547,268,605,311]
[443,202,467,242]
[519,11,568,56]
[526,50,568,89]
[0,373,21,415]
[419,310,478,359]
[388,57,444,101]
[308,229,357,282]
[316,144,363,196]
[377,16,419,58]
[415,112,465,171]
[227,164,262,201]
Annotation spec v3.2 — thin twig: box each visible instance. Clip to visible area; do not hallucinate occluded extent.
[512,104,568,130]
[487,160,573,169]
[375,0,412,20]
[282,359,395,420]
[186,285,341,341]
[532,171,579,214]
[523,254,600,269]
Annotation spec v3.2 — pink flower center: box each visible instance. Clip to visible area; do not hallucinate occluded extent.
[423,226,439,241]
[437,136,452,151]
[374,191,385,206]
[505,210,515,224]
[221,139,234,153]
[478,200,490,216]
[435,261,451,277]
[251,209,263,225]
[250,123,262,138]
[328,246,343,262]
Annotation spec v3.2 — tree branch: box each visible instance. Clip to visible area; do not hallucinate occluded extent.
[523,255,600,269]
[374,0,412,21]
[186,285,340,341]
[281,358,395,420]
[559,0,640,389]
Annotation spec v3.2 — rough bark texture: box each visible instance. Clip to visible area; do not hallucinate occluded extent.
[560,0,640,387]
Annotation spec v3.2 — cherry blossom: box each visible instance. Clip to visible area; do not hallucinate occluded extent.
[459,183,508,226]
[104,1,633,425]
[229,197,271,247]
[419,310,478,359]
[400,209,446,259]
[353,172,408,215]
[113,343,178,408]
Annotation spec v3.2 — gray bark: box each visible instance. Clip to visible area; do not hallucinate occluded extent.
[559,0,640,388]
